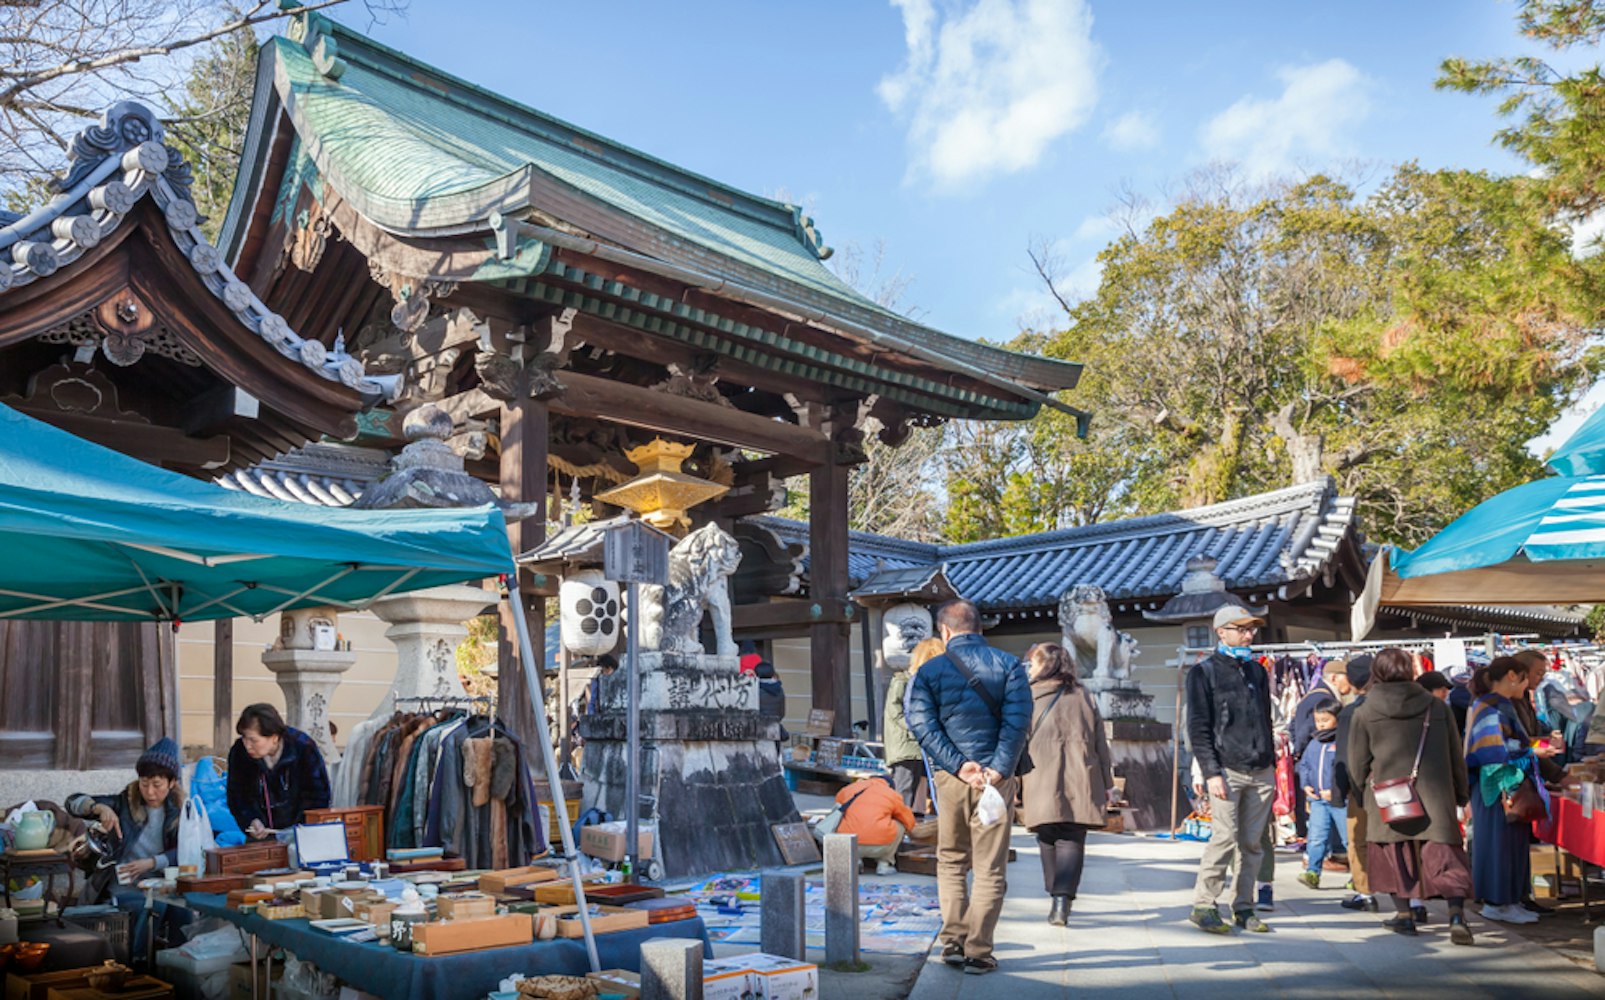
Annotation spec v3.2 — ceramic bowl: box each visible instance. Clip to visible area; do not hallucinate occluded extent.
[14,942,49,972]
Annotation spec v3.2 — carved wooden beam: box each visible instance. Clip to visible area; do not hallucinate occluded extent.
[182,386,261,436]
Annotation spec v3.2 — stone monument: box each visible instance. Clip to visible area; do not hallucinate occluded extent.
[1058,583,1177,830]
[577,521,801,878]
[263,605,356,763]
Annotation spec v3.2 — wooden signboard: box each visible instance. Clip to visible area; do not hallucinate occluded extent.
[804,709,835,736]
[771,822,821,865]
[815,738,844,771]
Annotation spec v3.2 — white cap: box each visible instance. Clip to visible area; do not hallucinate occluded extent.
[1212,605,1266,630]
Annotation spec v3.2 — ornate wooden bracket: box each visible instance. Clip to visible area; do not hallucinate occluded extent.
[653,355,730,408]
[93,291,159,367]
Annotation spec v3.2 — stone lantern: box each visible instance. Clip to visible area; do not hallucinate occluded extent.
[262,605,356,763]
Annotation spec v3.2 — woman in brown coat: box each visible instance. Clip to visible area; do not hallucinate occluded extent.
[1349,647,1474,945]
[1019,643,1114,926]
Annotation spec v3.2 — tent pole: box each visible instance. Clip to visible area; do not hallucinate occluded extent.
[505,576,599,972]
[625,580,641,879]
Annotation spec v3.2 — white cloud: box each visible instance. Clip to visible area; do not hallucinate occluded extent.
[1102,110,1160,152]
[1072,214,1119,242]
[1200,59,1371,178]
[1571,209,1605,258]
[878,0,1101,191]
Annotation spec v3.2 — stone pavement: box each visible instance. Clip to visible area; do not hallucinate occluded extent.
[906,829,1605,1000]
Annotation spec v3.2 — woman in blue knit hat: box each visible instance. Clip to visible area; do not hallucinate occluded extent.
[66,737,185,899]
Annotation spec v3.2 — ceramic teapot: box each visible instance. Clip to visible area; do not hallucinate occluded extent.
[12,811,54,851]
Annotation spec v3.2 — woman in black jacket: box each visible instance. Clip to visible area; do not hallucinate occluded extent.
[226,703,331,839]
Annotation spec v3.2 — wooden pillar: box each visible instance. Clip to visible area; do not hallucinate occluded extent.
[213,619,234,755]
[809,458,852,737]
[558,644,573,767]
[499,399,548,748]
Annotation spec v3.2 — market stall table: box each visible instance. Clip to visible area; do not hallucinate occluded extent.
[1534,794,1605,918]
[185,892,711,1000]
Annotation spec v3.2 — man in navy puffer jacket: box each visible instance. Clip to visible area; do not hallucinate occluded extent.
[906,599,1031,976]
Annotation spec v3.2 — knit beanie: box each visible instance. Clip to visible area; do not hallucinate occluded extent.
[136,737,181,780]
[1346,655,1374,690]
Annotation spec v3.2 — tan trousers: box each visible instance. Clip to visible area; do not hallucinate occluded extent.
[859,825,906,864]
[1346,798,1370,895]
[1192,767,1275,910]
[934,772,1015,961]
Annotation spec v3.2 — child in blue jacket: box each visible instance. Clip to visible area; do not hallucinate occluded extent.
[1297,698,1348,889]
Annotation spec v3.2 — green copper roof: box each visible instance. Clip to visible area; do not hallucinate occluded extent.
[230,10,1082,408]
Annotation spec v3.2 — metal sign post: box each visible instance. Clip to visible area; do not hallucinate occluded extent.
[603,519,671,880]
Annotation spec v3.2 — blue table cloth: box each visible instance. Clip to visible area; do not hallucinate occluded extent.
[186,893,711,1000]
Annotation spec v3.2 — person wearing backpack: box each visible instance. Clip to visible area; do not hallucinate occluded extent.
[1018,643,1114,927]
[906,599,1031,976]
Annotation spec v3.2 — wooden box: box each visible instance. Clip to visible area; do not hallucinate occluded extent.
[224,890,272,909]
[353,899,397,925]
[532,881,659,906]
[204,842,288,876]
[586,970,642,998]
[530,875,611,905]
[543,904,649,938]
[175,873,247,896]
[388,857,464,874]
[411,914,532,956]
[477,866,558,894]
[435,892,495,921]
[625,898,697,925]
[44,977,172,1000]
[8,969,91,1000]
[302,806,385,863]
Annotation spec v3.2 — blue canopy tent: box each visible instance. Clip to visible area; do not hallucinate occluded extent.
[0,401,512,621]
[0,401,606,964]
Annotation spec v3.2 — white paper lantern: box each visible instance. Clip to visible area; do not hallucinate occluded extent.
[560,569,621,656]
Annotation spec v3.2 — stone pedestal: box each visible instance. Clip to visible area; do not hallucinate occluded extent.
[1105,718,1188,832]
[262,648,356,763]
[1082,676,1155,720]
[577,651,800,879]
[366,584,498,718]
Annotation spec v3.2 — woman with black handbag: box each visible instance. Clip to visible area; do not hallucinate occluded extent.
[1464,657,1561,926]
[1350,647,1475,944]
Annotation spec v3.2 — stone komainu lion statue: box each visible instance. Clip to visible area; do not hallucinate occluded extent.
[1058,583,1139,681]
[639,522,743,657]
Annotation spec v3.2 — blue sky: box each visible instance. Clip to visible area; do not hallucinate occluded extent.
[353,0,1543,342]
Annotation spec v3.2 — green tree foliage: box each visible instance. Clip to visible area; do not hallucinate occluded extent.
[165,28,259,242]
[1033,166,1604,546]
[1439,0,1605,220]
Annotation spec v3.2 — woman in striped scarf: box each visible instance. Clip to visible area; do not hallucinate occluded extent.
[1464,657,1560,925]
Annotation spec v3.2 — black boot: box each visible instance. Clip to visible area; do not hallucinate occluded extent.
[1048,895,1071,926]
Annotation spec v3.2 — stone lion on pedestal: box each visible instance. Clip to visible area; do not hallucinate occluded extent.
[1059,584,1139,681]
[640,522,743,657]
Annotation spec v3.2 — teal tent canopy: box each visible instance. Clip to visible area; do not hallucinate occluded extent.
[1546,405,1605,478]
[0,402,512,622]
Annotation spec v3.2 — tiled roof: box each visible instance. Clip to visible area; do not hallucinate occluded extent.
[216,442,387,506]
[1,102,397,400]
[223,12,1081,411]
[749,480,1363,613]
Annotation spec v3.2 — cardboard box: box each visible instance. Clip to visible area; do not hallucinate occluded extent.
[412,914,532,956]
[44,974,173,999]
[434,892,496,921]
[741,953,819,1000]
[477,866,558,894]
[700,958,755,1000]
[578,823,654,863]
[586,970,642,998]
[541,904,649,938]
[226,962,280,1000]
[8,969,92,1000]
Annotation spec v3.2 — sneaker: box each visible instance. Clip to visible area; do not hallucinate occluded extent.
[1449,914,1474,946]
[1382,915,1418,936]
[875,861,895,876]
[1410,904,1429,925]
[1296,870,1320,889]
[1340,894,1379,912]
[1189,906,1231,935]
[1256,884,1274,911]
[940,942,965,966]
[963,956,998,975]
[1233,909,1270,933]
[1481,903,1539,925]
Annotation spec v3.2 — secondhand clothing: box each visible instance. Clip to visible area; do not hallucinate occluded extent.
[934,772,1015,962]
[1192,766,1275,910]
[906,634,1032,780]
[1349,681,1468,846]
[226,726,332,834]
[1019,679,1114,830]
[1185,651,1275,781]
[834,778,916,847]
[66,781,183,870]
[882,669,922,767]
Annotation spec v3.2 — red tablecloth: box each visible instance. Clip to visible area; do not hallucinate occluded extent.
[1535,794,1605,868]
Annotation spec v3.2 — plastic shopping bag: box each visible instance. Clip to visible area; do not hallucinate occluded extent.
[190,758,245,847]
[976,784,1006,827]
[177,796,215,873]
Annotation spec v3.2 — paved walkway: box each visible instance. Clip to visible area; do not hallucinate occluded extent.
[907,830,1605,1000]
